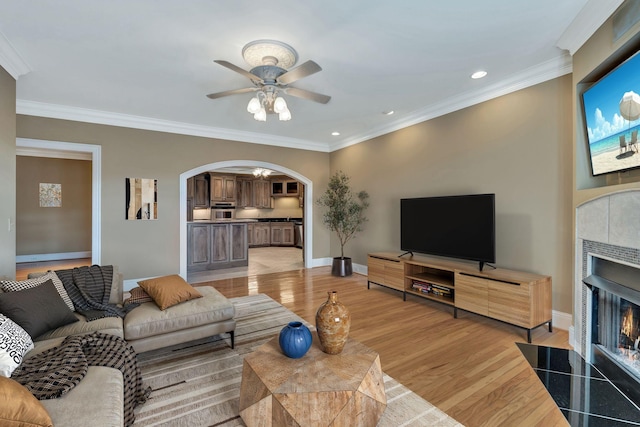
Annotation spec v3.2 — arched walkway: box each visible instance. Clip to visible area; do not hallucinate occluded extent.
[179,160,313,278]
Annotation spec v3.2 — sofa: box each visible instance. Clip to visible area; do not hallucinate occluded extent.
[0,266,236,427]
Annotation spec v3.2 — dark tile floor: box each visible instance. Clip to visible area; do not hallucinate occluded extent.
[517,343,640,426]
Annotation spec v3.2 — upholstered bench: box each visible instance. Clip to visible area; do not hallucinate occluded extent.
[124,285,236,353]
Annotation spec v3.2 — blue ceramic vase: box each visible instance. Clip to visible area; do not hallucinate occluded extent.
[278,321,312,359]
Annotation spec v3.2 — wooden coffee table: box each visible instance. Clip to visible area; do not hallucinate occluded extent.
[239,331,386,426]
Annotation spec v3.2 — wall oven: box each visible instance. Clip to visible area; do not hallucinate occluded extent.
[211,202,235,220]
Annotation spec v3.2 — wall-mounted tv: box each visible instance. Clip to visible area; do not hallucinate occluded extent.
[400,194,495,271]
[582,49,640,176]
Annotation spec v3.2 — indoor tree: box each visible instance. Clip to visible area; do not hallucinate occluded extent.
[317,171,369,275]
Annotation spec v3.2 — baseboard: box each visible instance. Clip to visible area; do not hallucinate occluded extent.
[552,310,572,331]
[16,251,92,263]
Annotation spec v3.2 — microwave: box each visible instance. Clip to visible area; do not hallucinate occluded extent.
[211,202,235,220]
[212,209,234,220]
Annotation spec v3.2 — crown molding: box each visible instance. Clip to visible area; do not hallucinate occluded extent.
[557,0,624,55]
[16,100,330,153]
[0,30,31,79]
[329,53,573,152]
[18,53,573,155]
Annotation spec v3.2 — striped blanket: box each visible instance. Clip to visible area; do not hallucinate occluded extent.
[12,332,150,427]
[55,265,136,320]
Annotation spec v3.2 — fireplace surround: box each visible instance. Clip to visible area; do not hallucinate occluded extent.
[575,190,640,404]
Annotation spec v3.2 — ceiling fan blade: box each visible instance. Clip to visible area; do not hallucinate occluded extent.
[285,87,331,104]
[206,87,256,100]
[214,60,263,84]
[276,60,322,85]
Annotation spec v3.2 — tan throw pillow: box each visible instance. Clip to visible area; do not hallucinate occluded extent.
[0,376,53,427]
[137,275,203,310]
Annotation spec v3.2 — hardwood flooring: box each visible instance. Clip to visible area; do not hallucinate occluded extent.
[17,259,571,426]
[206,267,571,427]
[15,258,92,281]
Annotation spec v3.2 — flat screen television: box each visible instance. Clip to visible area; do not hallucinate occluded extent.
[400,194,495,271]
[582,49,640,176]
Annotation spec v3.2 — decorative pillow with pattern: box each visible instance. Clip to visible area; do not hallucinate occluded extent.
[0,314,34,377]
[124,287,153,306]
[0,271,74,311]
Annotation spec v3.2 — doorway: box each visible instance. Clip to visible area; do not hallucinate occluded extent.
[179,160,313,279]
[16,138,101,265]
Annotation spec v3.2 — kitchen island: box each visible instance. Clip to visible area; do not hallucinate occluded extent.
[187,219,257,272]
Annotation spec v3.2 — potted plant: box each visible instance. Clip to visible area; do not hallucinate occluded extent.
[316,171,369,276]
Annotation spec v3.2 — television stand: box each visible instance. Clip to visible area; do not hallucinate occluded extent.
[398,251,413,258]
[367,252,552,343]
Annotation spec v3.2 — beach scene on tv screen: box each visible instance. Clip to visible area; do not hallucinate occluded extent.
[583,52,640,175]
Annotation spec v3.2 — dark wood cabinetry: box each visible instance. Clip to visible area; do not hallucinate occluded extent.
[271,180,299,197]
[270,222,295,246]
[253,179,272,208]
[187,222,248,271]
[210,175,236,203]
[250,223,271,247]
[236,178,254,208]
[194,174,210,208]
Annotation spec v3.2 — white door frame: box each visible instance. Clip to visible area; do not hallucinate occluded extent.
[179,160,313,278]
[16,138,101,264]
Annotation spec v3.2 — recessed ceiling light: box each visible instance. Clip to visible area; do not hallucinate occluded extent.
[331,131,340,136]
[382,110,395,115]
[471,70,487,79]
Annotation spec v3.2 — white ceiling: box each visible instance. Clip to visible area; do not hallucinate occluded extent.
[0,1,621,152]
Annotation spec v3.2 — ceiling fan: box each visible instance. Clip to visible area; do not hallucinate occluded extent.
[206,40,331,121]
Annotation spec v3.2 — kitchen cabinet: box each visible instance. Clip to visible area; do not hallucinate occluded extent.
[193,174,210,208]
[247,223,254,246]
[210,174,236,203]
[187,223,211,269]
[270,222,295,246]
[253,179,272,208]
[251,223,271,247]
[271,180,299,197]
[187,222,248,271]
[236,178,254,208]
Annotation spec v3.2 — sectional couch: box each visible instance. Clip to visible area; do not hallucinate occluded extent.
[1,266,236,427]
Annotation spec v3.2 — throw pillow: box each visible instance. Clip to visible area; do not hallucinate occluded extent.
[0,279,78,339]
[0,271,75,311]
[0,314,34,377]
[124,286,153,306]
[137,275,203,310]
[0,376,53,426]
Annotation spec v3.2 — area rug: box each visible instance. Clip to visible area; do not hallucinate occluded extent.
[133,293,463,426]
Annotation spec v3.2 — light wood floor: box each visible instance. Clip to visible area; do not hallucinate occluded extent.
[15,258,92,281]
[17,259,571,426]
[206,267,571,427]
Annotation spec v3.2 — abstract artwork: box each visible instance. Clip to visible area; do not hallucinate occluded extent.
[39,183,62,207]
[125,178,157,220]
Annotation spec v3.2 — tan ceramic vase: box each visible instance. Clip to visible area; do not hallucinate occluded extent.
[315,291,351,354]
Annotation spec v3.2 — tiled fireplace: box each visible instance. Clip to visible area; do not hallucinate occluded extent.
[576,190,640,401]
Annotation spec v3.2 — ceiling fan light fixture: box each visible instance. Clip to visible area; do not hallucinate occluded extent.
[247,97,261,114]
[273,96,288,114]
[242,40,299,69]
[278,107,292,121]
[254,107,267,122]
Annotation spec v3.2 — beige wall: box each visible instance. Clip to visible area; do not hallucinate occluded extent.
[0,67,16,280]
[16,116,330,279]
[331,76,574,313]
[16,156,92,256]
